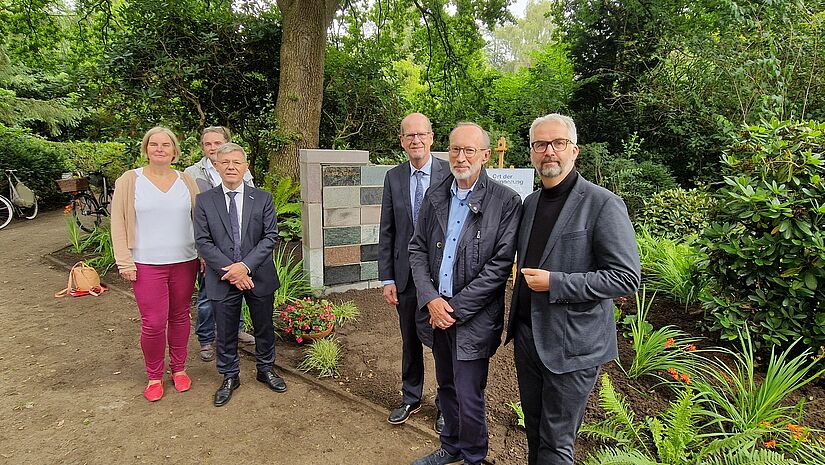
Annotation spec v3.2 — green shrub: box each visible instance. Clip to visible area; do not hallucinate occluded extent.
[699,119,825,350]
[0,124,134,206]
[262,173,302,242]
[577,140,678,217]
[637,187,717,241]
[83,225,115,276]
[65,212,86,253]
[62,141,132,182]
[0,124,72,205]
[636,227,707,305]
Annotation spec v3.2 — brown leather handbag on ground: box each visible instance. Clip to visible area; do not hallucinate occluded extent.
[55,261,107,297]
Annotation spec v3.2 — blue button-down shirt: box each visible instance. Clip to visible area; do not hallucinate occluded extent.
[438,179,476,297]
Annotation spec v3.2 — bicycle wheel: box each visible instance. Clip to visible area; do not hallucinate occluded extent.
[0,196,12,230]
[71,193,101,232]
[98,189,112,210]
[19,196,38,220]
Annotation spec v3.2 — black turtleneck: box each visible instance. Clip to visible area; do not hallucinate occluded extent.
[517,169,579,326]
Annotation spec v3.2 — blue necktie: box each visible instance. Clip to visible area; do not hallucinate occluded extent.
[413,170,424,226]
[227,191,242,262]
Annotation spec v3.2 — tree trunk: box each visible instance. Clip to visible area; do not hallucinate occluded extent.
[270,0,340,180]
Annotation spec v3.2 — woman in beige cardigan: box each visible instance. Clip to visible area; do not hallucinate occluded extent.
[111,126,200,401]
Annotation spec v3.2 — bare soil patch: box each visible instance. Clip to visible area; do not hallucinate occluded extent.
[37,212,825,464]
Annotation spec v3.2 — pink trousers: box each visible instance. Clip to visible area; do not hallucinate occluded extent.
[132,260,198,380]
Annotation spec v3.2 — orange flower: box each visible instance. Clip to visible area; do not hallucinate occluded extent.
[685,344,697,351]
[667,367,679,380]
[679,372,692,384]
[64,204,73,214]
[760,421,772,428]
[665,338,675,348]
[787,424,809,442]
[764,439,776,449]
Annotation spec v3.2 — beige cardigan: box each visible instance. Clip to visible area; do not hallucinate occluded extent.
[111,169,200,273]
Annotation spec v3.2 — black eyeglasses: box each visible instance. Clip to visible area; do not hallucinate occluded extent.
[531,139,573,153]
[401,132,432,142]
[448,146,487,157]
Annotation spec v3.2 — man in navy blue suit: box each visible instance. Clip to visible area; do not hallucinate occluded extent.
[194,143,286,407]
[379,113,449,431]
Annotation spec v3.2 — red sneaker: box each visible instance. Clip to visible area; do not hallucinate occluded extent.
[172,372,192,392]
[144,382,163,401]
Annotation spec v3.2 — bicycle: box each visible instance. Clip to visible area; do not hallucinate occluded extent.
[0,169,39,230]
[57,161,114,232]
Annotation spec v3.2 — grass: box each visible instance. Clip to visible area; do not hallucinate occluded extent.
[82,225,115,275]
[273,243,313,306]
[507,401,525,428]
[636,227,706,306]
[65,213,86,253]
[692,331,825,433]
[297,336,341,378]
[619,287,701,380]
[330,300,359,327]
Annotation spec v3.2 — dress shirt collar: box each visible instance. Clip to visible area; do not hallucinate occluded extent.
[410,156,433,178]
[450,177,478,201]
[221,181,245,196]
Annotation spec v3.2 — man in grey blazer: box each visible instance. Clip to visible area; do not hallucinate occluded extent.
[194,143,286,407]
[379,112,449,430]
[184,126,256,362]
[506,114,641,464]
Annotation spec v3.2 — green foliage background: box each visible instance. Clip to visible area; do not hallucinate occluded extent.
[700,119,825,351]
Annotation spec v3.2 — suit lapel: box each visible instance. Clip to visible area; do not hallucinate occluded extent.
[431,157,448,186]
[539,179,586,266]
[211,188,233,238]
[400,163,413,225]
[241,184,255,244]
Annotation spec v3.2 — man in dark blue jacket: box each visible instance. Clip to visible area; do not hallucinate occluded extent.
[409,122,522,465]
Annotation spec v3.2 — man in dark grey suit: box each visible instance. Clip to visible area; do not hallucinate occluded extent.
[409,122,522,465]
[506,114,641,464]
[379,112,449,430]
[194,143,287,407]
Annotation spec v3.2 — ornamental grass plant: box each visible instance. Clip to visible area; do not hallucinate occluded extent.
[330,300,359,328]
[691,330,825,434]
[620,287,701,380]
[273,243,313,306]
[298,336,341,378]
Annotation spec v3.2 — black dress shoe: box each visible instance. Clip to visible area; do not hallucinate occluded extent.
[435,409,445,434]
[256,370,287,393]
[214,375,240,407]
[388,402,421,424]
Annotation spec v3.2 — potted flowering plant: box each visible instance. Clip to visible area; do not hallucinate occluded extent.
[277,297,335,343]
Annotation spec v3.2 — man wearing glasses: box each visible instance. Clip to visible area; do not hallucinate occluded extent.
[185,126,256,363]
[194,143,286,406]
[506,114,640,465]
[409,122,522,465]
[379,113,449,431]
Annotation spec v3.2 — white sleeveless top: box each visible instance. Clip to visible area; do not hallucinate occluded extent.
[132,168,197,265]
